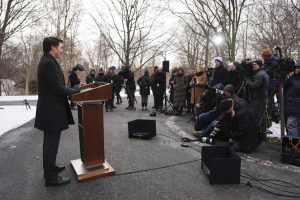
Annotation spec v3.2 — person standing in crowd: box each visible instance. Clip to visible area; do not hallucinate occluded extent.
[85,69,96,84]
[137,69,151,110]
[151,66,165,111]
[169,67,178,105]
[185,68,196,113]
[35,37,80,186]
[284,62,300,138]
[115,70,124,104]
[261,48,279,127]
[125,68,136,110]
[173,67,188,116]
[68,65,80,110]
[245,59,269,140]
[150,66,159,108]
[209,56,229,87]
[96,68,105,82]
[104,67,117,112]
[218,99,261,153]
[190,66,207,107]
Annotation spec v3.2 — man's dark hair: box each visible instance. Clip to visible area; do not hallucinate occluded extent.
[42,37,63,53]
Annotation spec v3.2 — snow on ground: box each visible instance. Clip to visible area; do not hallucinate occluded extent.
[0,95,38,102]
[0,93,282,138]
[0,106,36,137]
[0,89,142,102]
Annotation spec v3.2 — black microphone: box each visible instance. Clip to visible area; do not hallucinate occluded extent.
[75,64,90,78]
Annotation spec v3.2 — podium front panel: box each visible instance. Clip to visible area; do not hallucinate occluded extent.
[79,103,105,167]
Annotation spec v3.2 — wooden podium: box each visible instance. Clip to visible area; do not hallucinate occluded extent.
[70,82,115,182]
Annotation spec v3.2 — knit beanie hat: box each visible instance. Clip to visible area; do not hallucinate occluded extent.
[215,56,223,64]
[219,98,234,112]
[223,84,235,94]
[254,59,263,67]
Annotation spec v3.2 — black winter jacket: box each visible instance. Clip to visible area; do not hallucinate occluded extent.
[284,73,300,118]
[229,105,261,153]
[137,76,151,96]
[246,69,269,104]
[209,66,229,87]
[35,54,78,131]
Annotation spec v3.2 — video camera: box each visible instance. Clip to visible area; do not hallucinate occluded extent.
[264,46,295,82]
[234,59,254,78]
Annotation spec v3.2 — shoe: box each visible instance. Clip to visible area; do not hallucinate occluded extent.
[54,165,65,173]
[141,107,144,110]
[112,106,117,108]
[116,102,120,105]
[45,176,71,187]
[127,107,134,110]
[193,130,203,138]
[106,109,110,112]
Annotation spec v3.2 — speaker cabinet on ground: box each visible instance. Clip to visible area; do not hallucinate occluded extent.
[281,136,300,166]
[163,61,169,72]
[128,119,156,139]
[201,145,241,184]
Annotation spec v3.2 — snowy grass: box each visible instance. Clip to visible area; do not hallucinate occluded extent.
[0,106,36,137]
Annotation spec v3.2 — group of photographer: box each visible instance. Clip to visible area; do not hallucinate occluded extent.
[190,54,270,153]
[75,46,300,152]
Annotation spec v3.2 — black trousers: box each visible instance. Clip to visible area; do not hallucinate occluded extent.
[43,130,62,181]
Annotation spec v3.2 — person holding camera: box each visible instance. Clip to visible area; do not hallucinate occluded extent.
[218,99,261,153]
[245,59,269,140]
[193,84,246,139]
[284,62,300,138]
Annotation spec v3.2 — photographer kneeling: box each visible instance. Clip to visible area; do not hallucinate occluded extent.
[219,99,261,153]
[284,62,300,138]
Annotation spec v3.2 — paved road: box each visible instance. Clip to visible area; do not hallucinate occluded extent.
[0,97,299,200]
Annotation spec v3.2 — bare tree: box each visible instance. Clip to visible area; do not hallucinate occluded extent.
[0,0,39,95]
[172,0,250,63]
[250,0,300,57]
[175,21,208,68]
[92,0,173,70]
[20,34,42,95]
[42,0,82,71]
[0,43,22,95]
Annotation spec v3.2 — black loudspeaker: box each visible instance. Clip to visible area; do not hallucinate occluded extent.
[281,137,300,166]
[128,119,156,139]
[201,145,241,184]
[163,60,169,72]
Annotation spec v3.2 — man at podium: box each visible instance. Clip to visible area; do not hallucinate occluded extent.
[34,37,80,187]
